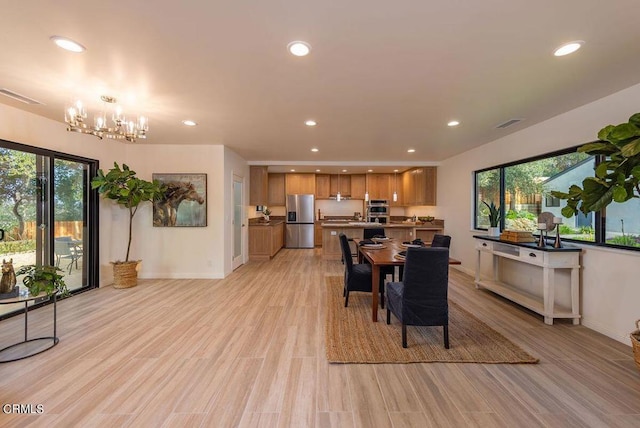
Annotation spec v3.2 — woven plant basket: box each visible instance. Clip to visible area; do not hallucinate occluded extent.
[632,320,640,370]
[111,261,140,289]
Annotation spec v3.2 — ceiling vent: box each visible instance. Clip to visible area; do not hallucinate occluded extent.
[0,88,43,105]
[495,118,523,129]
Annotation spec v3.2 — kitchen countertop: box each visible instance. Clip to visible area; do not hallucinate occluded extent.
[249,219,284,227]
[320,221,421,228]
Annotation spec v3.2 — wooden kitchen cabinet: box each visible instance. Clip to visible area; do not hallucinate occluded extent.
[366,174,392,200]
[314,223,323,246]
[249,221,284,261]
[315,174,331,199]
[402,167,437,206]
[268,173,286,206]
[322,226,363,260]
[286,173,316,195]
[384,227,413,242]
[330,174,351,197]
[250,166,268,206]
[350,174,366,199]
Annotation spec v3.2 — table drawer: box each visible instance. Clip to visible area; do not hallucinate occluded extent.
[476,240,493,251]
[519,247,544,266]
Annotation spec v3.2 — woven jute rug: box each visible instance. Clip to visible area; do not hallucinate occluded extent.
[325,276,539,364]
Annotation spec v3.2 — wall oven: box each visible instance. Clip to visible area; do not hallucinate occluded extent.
[367,199,389,223]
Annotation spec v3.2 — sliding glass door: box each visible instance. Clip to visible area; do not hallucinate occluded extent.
[0,140,98,318]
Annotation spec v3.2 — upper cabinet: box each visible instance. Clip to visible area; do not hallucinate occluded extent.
[350,174,366,199]
[250,166,268,206]
[402,167,437,206]
[330,175,351,197]
[367,174,392,201]
[315,174,331,199]
[268,173,286,206]
[286,173,316,195]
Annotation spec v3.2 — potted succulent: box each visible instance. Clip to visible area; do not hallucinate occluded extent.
[15,264,70,298]
[91,162,163,288]
[482,200,501,237]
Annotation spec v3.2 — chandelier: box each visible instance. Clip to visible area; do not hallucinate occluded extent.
[65,95,148,142]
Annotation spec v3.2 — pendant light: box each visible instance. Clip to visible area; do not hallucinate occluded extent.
[336,172,341,202]
[393,170,398,202]
[364,173,369,201]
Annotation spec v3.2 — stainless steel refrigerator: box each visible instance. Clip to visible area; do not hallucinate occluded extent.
[286,194,315,248]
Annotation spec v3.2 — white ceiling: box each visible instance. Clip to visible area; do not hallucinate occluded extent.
[2,1,640,173]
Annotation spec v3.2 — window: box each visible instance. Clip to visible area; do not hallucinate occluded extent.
[472,147,640,248]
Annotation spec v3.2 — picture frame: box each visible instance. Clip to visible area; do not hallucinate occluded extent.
[152,173,207,227]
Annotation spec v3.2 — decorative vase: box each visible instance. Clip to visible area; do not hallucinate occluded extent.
[488,226,500,237]
[112,261,140,289]
[263,215,270,222]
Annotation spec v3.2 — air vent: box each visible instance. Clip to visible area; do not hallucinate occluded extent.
[495,118,523,129]
[0,88,43,105]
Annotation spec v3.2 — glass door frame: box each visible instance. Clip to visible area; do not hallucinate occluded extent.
[0,138,99,296]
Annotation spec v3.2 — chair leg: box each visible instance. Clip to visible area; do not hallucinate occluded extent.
[444,325,450,349]
[402,324,407,348]
[380,280,385,309]
[344,290,350,307]
[386,308,391,324]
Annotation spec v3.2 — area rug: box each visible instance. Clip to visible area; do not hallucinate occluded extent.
[325,276,538,364]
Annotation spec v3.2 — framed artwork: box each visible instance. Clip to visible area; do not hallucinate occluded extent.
[152,173,207,227]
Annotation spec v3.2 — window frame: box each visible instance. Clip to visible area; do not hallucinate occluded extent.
[473,144,640,252]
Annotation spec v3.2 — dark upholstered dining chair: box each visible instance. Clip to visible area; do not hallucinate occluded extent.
[431,234,451,249]
[386,247,450,349]
[339,233,385,308]
[363,228,385,240]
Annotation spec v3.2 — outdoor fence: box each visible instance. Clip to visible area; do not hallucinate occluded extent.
[4,221,84,241]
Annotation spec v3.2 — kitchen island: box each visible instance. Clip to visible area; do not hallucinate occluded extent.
[320,221,444,260]
[249,219,285,261]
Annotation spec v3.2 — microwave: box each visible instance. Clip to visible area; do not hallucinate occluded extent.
[368,205,389,214]
[368,199,389,207]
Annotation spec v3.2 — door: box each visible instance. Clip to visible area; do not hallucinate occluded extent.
[232,175,244,270]
[0,141,98,319]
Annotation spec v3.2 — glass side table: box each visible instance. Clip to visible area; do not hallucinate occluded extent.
[0,292,58,363]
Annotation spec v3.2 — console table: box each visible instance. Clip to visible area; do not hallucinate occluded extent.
[0,292,58,363]
[474,235,581,325]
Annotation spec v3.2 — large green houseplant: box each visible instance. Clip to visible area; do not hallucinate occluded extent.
[91,162,163,288]
[551,113,640,217]
[15,264,70,297]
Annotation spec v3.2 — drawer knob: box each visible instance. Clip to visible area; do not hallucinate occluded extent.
[529,252,537,258]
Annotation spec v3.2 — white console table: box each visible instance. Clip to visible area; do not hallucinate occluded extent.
[474,236,581,325]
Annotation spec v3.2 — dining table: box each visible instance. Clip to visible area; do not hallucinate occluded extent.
[355,238,461,322]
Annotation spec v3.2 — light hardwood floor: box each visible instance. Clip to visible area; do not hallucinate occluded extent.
[0,248,638,427]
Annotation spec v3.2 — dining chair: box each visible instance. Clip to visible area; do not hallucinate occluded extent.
[339,233,384,308]
[363,228,385,239]
[386,247,450,348]
[54,239,79,274]
[399,234,451,281]
[362,227,395,289]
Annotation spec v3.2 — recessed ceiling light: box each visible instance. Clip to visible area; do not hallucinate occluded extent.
[393,169,399,172]
[554,41,584,57]
[342,169,347,173]
[50,36,85,53]
[288,41,311,57]
[182,120,197,126]
[316,169,321,172]
[305,119,317,126]
[311,148,319,152]
[368,169,373,173]
[407,149,416,153]
[290,169,296,172]
[447,120,460,127]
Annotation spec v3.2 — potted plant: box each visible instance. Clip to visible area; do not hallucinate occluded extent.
[15,264,70,297]
[91,162,163,288]
[482,200,501,237]
[551,112,640,218]
[551,112,640,369]
[262,207,272,221]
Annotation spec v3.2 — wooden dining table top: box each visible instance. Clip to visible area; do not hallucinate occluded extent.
[353,238,460,322]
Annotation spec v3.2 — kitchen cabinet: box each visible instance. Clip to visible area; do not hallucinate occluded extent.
[286,173,316,195]
[350,174,366,199]
[250,166,268,206]
[384,227,413,242]
[268,173,286,206]
[366,174,392,200]
[315,174,331,199]
[249,221,284,261]
[402,167,437,206]
[314,223,323,246]
[330,174,351,197]
[322,226,363,260]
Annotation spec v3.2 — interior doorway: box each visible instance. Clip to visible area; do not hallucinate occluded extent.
[232,174,245,270]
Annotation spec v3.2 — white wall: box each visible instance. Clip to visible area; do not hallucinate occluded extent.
[124,144,229,279]
[438,82,640,344]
